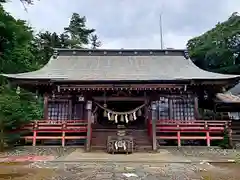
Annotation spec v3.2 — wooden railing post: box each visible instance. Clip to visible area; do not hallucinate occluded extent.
[177,124,181,147]
[227,121,233,148]
[33,121,37,146]
[205,121,210,147]
[62,121,66,147]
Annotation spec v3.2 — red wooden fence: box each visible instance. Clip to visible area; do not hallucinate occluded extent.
[148,119,230,147]
[22,120,90,147]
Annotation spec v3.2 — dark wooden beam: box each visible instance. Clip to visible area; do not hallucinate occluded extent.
[92,96,146,101]
[59,84,185,91]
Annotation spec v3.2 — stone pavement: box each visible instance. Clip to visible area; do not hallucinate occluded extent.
[30,161,212,180]
[58,147,239,163]
[60,148,190,162]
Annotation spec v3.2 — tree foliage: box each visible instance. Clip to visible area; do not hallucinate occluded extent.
[90,34,101,49]
[64,13,95,48]
[34,13,101,63]
[187,13,240,74]
[0,3,101,150]
[0,4,43,149]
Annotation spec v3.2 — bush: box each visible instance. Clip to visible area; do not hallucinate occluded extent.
[0,85,43,151]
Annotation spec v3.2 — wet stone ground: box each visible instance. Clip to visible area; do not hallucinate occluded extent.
[0,161,240,179]
[28,161,202,180]
[0,147,240,179]
[23,161,239,180]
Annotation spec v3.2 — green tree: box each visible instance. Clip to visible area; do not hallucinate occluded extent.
[187,12,240,74]
[90,34,101,49]
[0,86,42,150]
[34,31,62,65]
[0,5,43,150]
[64,13,95,48]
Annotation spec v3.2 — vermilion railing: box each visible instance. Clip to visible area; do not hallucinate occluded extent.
[147,119,231,147]
[22,120,90,147]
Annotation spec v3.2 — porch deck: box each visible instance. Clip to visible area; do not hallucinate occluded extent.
[20,119,231,149]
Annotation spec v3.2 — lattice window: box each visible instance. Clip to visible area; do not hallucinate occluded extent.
[157,96,170,120]
[73,103,84,120]
[48,101,69,120]
[172,95,195,120]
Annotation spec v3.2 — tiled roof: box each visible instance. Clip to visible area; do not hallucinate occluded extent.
[2,49,240,82]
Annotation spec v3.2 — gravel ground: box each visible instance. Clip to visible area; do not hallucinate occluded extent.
[28,161,209,180]
[0,146,240,180]
[0,147,77,159]
[0,161,239,180]
[11,161,237,180]
[163,146,240,161]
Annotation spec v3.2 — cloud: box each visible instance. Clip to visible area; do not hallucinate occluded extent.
[3,0,240,49]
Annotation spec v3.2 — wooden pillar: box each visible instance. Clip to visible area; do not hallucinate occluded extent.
[169,97,173,120]
[194,96,199,119]
[68,99,72,120]
[85,100,92,152]
[151,102,157,151]
[43,93,48,120]
[144,92,148,125]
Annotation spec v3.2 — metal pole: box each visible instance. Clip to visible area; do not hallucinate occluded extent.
[159,14,164,49]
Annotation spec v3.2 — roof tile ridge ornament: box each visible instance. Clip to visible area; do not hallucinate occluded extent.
[183,50,190,59]
[53,49,59,59]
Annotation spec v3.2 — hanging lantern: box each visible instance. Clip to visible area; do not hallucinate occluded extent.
[103,104,108,117]
[16,86,20,95]
[137,108,142,116]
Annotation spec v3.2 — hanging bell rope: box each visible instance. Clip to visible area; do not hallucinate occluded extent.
[92,106,98,114]
[103,104,108,117]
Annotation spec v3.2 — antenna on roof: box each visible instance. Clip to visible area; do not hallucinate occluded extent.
[159,13,164,49]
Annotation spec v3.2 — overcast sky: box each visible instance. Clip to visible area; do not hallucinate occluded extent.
[3,0,240,49]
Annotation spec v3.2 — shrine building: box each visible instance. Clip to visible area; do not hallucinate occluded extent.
[2,49,240,153]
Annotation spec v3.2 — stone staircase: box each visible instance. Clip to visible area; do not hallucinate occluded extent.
[91,128,152,152]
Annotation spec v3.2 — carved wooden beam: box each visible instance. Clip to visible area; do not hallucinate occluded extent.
[92,96,146,102]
